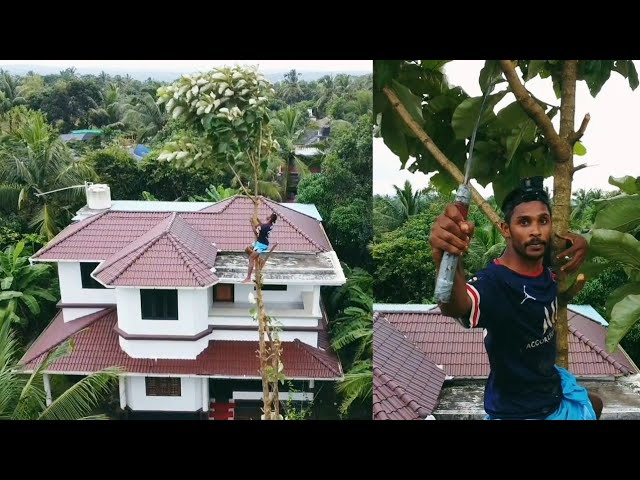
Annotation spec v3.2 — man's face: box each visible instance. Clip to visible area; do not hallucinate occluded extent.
[501,201,552,261]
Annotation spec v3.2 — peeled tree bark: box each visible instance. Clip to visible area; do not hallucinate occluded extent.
[234,148,284,420]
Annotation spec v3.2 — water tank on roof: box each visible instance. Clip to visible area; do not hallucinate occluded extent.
[86,183,111,210]
[321,126,330,137]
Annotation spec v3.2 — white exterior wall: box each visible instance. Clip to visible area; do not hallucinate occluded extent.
[120,328,317,357]
[58,262,116,304]
[119,336,210,359]
[210,330,317,346]
[62,307,104,322]
[116,288,208,336]
[126,376,202,412]
[234,283,311,304]
[210,316,318,327]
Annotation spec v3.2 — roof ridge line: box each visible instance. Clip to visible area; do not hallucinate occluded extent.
[217,195,241,214]
[95,213,175,284]
[169,216,217,268]
[263,198,326,252]
[105,235,166,284]
[166,235,210,287]
[20,307,115,365]
[569,324,631,374]
[294,339,342,376]
[32,210,109,259]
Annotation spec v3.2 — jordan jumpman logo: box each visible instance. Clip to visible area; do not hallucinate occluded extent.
[521,285,536,304]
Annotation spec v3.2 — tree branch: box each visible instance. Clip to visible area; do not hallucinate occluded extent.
[572,163,588,174]
[382,86,503,231]
[568,113,591,144]
[499,60,572,162]
[227,161,255,200]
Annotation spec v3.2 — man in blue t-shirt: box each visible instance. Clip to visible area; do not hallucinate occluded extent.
[242,213,277,283]
[429,176,603,420]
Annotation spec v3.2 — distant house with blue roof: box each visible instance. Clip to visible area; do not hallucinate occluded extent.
[131,144,152,161]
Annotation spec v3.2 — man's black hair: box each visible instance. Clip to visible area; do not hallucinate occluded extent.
[500,176,552,224]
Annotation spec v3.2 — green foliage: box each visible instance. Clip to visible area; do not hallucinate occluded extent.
[86,147,144,200]
[29,78,103,132]
[328,200,372,271]
[574,265,628,318]
[372,211,436,303]
[325,266,372,418]
[140,154,229,201]
[0,107,96,239]
[582,176,640,352]
[297,117,373,271]
[0,320,119,420]
[374,60,637,205]
[0,241,59,338]
[157,66,276,168]
[335,360,372,416]
[283,381,313,420]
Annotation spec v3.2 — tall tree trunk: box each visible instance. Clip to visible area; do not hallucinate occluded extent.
[553,60,578,369]
[249,140,282,420]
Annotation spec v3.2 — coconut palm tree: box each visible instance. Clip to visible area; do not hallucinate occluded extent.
[0,108,96,238]
[0,314,120,420]
[278,70,304,104]
[88,82,127,130]
[122,92,167,143]
[271,107,320,199]
[329,267,373,416]
[335,360,372,416]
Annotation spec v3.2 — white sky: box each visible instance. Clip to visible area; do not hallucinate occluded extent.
[0,60,372,73]
[374,60,640,198]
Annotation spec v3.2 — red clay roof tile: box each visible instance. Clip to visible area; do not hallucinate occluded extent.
[20,309,342,379]
[33,196,332,263]
[93,213,218,287]
[373,313,445,419]
[377,307,638,379]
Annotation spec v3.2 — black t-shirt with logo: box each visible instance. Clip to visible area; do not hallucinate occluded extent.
[459,260,562,419]
[257,223,273,246]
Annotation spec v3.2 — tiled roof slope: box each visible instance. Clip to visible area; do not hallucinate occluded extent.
[32,196,331,261]
[376,307,638,379]
[373,313,445,420]
[93,213,218,287]
[20,309,342,379]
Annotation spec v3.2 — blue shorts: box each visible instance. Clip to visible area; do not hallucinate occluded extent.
[486,366,597,420]
[253,241,269,253]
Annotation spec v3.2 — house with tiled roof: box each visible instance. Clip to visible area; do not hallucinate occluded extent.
[20,184,345,420]
[373,304,640,420]
[373,313,445,420]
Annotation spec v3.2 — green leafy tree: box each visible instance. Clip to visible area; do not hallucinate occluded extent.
[580,175,640,353]
[297,115,373,270]
[327,267,372,418]
[0,241,58,336]
[372,212,436,303]
[0,108,96,238]
[87,147,144,200]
